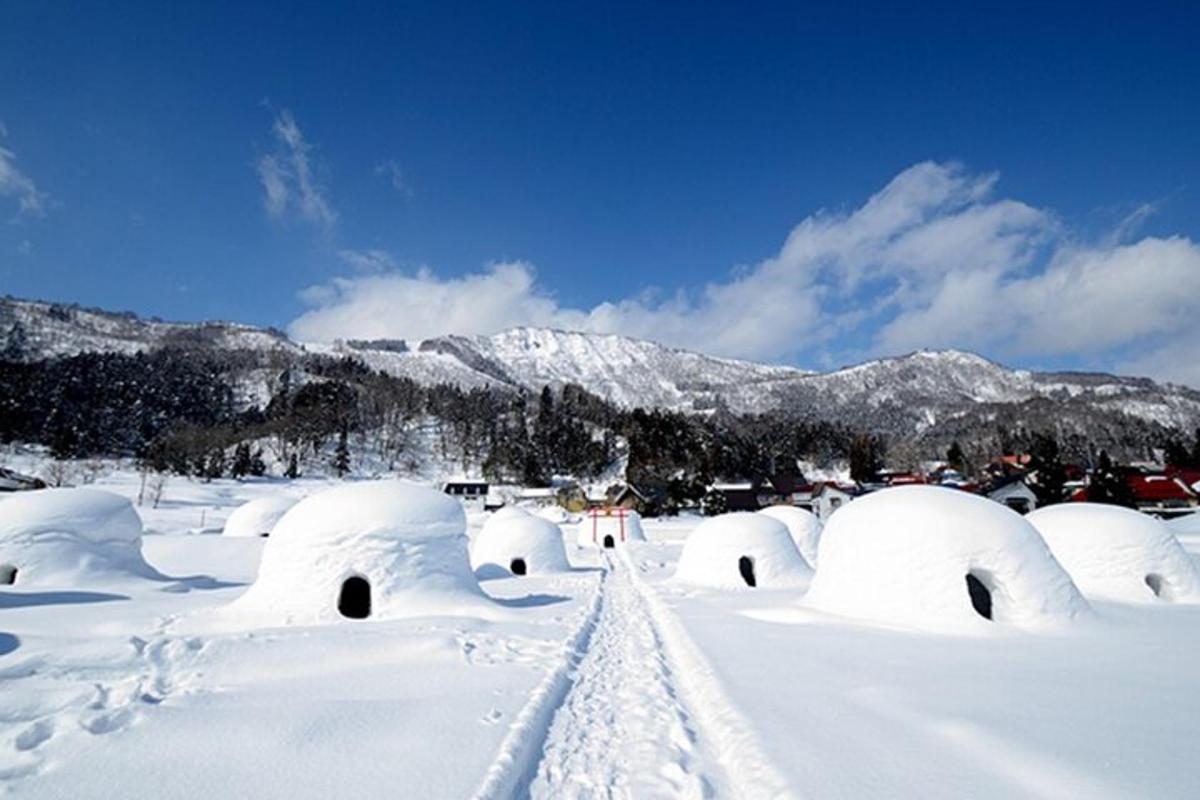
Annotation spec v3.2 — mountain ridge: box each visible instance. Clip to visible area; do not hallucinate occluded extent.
[4,295,1199,436]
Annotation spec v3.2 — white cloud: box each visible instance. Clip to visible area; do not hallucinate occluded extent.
[288,161,1200,386]
[375,159,412,198]
[0,127,48,219]
[256,109,336,230]
[337,248,397,273]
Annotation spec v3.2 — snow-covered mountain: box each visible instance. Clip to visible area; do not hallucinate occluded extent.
[5,296,1200,432]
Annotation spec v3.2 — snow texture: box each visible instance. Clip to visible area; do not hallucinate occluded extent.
[0,487,161,585]
[1166,511,1200,535]
[226,480,495,624]
[471,508,571,577]
[675,512,812,590]
[221,495,299,538]
[1027,503,1200,603]
[806,485,1090,632]
[756,504,822,567]
[575,509,646,548]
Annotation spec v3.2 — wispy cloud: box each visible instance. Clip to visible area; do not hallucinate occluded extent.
[375,159,412,199]
[0,125,48,219]
[256,109,336,230]
[289,161,1200,387]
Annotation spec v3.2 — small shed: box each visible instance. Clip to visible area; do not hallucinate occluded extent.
[986,476,1038,514]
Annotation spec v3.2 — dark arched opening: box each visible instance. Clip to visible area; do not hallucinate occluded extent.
[0,564,16,586]
[510,558,527,576]
[1145,573,1165,599]
[338,575,371,619]
[603,535,615,549]
[738,556,756,587]
[965,573,992,620]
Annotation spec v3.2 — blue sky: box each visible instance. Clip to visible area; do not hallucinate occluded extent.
[2,2,1199,384]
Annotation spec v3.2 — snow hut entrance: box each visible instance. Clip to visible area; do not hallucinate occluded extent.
[0,564,16,586]
[603,535,615,549]
[965,572,992,620]
[1145,573,1166,599]
[510,558,527,576]
[338,575,371,619]
[738,556,757,587]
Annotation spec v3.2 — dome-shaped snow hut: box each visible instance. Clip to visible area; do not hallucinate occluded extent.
[757,505,822,567]
[228,481,491,624]
[576,507,646,549]
[222,495,300,538]
[676,513,812,590]
[1026,504,1200,603]
[0,488,160,586]
[471,508,570,577]
[806,486,1089,632]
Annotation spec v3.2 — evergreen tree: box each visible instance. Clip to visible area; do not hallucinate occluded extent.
[333,427,351,477]
[849,433,884,483]
[1192,428,1200,468]
[202,448,225,481]
[1089,450,1138,508]
[1027,432,1067,506]
[2,322,28,362]
[946,440,967,474]
[230,443,252,479]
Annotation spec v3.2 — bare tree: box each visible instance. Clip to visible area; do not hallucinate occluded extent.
[42,459,75,488]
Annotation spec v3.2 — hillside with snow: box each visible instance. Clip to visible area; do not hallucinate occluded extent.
[5,296,1200,436]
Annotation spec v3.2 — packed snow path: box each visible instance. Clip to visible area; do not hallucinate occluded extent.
[526,554,726,799]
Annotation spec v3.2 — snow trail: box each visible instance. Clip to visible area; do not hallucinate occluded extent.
[526,553,725,800]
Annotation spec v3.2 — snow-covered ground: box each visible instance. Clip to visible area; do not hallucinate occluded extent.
[3,469,1200,798]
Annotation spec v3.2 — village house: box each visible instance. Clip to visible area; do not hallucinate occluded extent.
[441,479,489,511]
[985,474,1038,514]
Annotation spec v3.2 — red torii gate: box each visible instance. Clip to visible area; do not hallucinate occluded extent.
[589,506,629,546]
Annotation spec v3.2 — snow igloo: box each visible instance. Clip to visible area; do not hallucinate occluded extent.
[0,488,161,586]
[228,481,493,624]
[757,505,822,567]
[676,512,812,590]
[576,508,646,549]
[1027,504,1200,603]
[471,507,570,577]
[222,495,300,538]
[806,486,1090,632]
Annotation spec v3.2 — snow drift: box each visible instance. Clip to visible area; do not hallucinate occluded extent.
[221,495,299,538]
[0,487,161,585]
[576,509,646,548]
[228,481,494,624]
[1027,504,1200,603]
[471,507,571,577]
[757,505,822,567]
[675,512,812,590]
[806,486,1090,632]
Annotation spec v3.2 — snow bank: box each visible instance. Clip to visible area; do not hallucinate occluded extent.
[535,505,574,524]
[0,487,161,585]
[757,505,822,567]
[221,495,299,538]
[471,508,571,577]
[576,509,646,548]
[675,513,812,590]
[228,481,494,624]
[1027,504,1200,603]
[806,486,1089,632]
